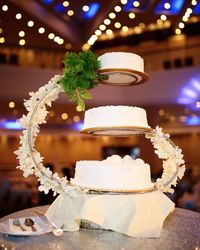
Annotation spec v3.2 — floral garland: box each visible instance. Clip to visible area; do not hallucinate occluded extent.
[145,127,185,193]
[15,75,185,196]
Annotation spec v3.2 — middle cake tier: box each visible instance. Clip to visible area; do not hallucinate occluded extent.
[71,155,154,192]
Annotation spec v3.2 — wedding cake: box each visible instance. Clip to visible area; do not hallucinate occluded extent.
[82,105,151,133]
[71,155,154,191]
[99,52,144,72]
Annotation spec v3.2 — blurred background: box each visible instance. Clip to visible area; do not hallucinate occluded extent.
[0,0,200,217]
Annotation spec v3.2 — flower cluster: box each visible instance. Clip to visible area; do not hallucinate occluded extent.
[14,75,83,197]
[146,126,185,193]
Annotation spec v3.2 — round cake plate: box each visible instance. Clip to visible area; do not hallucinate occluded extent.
[70,183,156,194]
[81,126,153,136]
[98,68,149,86]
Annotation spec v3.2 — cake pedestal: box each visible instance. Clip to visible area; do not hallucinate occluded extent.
[46,191,174,238]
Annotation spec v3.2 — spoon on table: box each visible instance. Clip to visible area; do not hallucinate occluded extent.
[24,218,37,232]
[13,219,26,231]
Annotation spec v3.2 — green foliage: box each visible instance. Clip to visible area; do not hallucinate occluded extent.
[58,51,106,111]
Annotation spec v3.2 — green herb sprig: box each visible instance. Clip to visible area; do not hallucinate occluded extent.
[58,51,106,111]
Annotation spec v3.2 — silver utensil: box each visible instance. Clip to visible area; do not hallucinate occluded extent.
[34,210,63,236]
[24,218,37,232]
[13,219,26,231]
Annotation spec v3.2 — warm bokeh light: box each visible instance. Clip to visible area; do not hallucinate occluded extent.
[160,15,167,21]
[8,102,15,109]
[82,43,90,51]
[0,37,5,44]
[61,113,68,120]
[121,0,128,4]
[63,1,69,7]
[82,5,89,12]
[109,13,116,19]
[76,105,83,112]
[27,21,34,27]
[19,39,26,46]
[73,116,80,123]
[164,3,171,9]
[106,29,113,36]
[48,33,55,39]
[179,22,185,29]
[38,27,45,34]
[15,13,22,20]
[2,5,8,11]
[104,19,111,25]
[122,26,129,32]
[175,28,181,35]
[19,31,25,37]
[114,22,121,28]
[99,24,106,31]
[129,13,135,19]
[133,1,140,7]
[114,6,121,12]
[95,30,102,36]
[67,10,74,16]
[65,43,72,49]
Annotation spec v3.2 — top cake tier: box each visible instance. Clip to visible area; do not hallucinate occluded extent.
[98,52,148,86]
[99,52,144,72]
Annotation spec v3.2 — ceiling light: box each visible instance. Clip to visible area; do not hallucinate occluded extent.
[65,43,72,49]
[160,15,167,21]
[8,101,15,109]
[48,33,55,39]
[19,31,25,37]
[114,22,121,28]
[109,13,116,19]
[63,1,69,7]
[99,24,106,31]
[38,27,45,34]
[16,13,22,19]
[106,29,113,36]
[2,5,8,11]
[19,39,26,46]
[27,20,34,27]
[129,13,135,19]
[121,0,128,4]
[179,22,185,29]
[114,6,121,12]
[82,5,89,12]
[175,28,181,35]
[133,1,140,7]
[164,3,171,9]
[67,10,74,16]
[122,26,129,32]
[104,18,111,25]
[0,37,5,43]
[61,113,68,120]
[95,29,102,36]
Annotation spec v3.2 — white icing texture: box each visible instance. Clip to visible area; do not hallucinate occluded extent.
[98,52,144,72]
[71,155,154,190]
[82,105,150,130]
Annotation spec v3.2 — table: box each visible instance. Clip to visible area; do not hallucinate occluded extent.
[0,206,199,250]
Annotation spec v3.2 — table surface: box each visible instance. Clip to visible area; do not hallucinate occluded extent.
[0,206,199,250]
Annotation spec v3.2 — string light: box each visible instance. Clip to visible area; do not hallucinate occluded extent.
[133,1,140,7]
[82,5,89,12]
[63,1,69,7]
[120,0,128,4]
[114,22,121,28]
[109,13,116,19]
[27,21,34,27]
[67,10,74,16]
[129,13,135,19]
[48,33,55,39]
[8,101,15,109]
[106,29,113,36]
[160,15,167,21]
[175,28,181,35]
[61,113,68,120]
[95,30,102,36]
[114,6,121,12]
[19,39,26,46]
[76,105,83,112]
[164,3,171,9]
[99,24,106,31]
[122,26,129,32]
[73,116,80,123]
[16,13,22,19]
[2,5,8,11]
[179,22,185,29]
[104,19,111,25]
[19,31,25,37]
[0,37,5,43]
[38,27,45,34]
[191,0,197,5]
